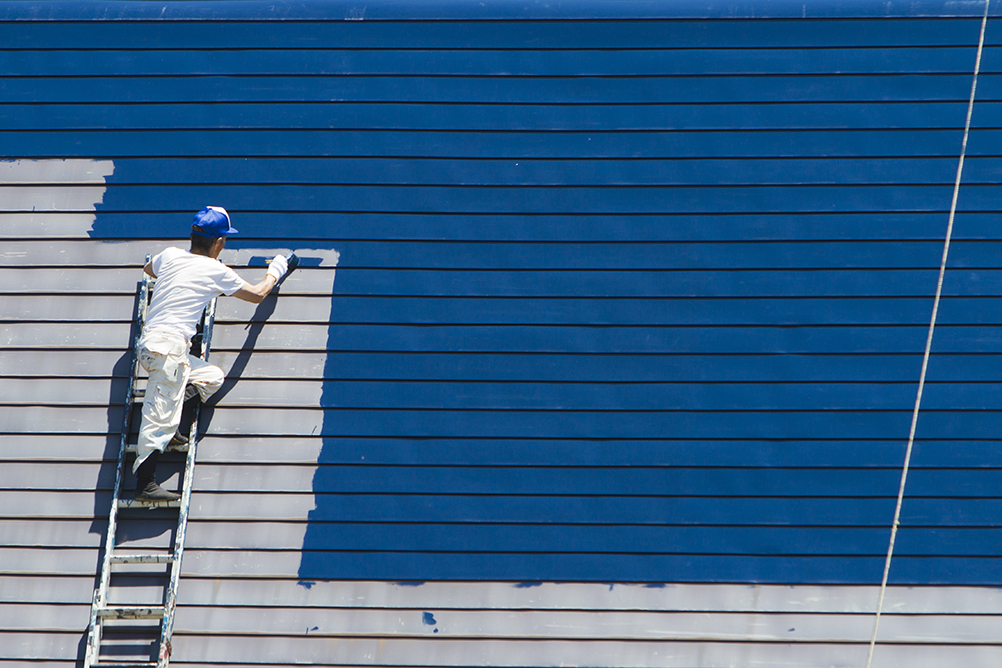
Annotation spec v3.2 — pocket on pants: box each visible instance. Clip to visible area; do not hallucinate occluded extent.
[151,382,179,419]
[139,349,157,371]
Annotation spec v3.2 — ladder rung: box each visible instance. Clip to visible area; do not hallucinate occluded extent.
[97,605,165,619]
[89,662,158,668]
[118,498,182,509]
[109,553,174,564]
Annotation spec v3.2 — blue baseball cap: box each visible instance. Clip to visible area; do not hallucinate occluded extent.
[191,206,238,237]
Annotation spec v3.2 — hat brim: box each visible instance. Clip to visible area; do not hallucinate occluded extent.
[191,225,239,237]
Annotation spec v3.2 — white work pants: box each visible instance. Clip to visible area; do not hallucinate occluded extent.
[133,328,224,472]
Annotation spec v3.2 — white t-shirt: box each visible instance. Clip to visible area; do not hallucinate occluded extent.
[145,247,245,340]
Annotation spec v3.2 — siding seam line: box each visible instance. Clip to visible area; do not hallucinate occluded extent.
[865,2,990,666]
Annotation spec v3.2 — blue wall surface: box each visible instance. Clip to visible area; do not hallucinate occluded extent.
[5,0,1002,584]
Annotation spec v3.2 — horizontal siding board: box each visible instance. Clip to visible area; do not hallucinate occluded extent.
[2,519,897,555]
[0,50,986,77]
[21,377,1002,411]
[192,550,890,584]
[205,494,1002,528]
[0,632,81,662]
[0,130,977,160]
[3,295,980,326]
[1,490,902,525]
[1,158,973,187]
[166,580,1002,615]
[165,607,1002,643]
[330,269,978,298]
[0,19,986,48]
[0,267,976,298]
[7,634,998,668]
[0,325,944,355]
[0,377,933,410]
[0,183,971,214]
[0,435,116,461]
[0,75,978,104]
[0,490,116,517]
[7,324,993,358]
[209,438,1002,469]
[162,637,1002,666]
[296,552,1002,585]
[0,240,958,269]
[164,581,1002,614]
[3,211,996,243]
[6,577,1002,626]
[1,433,998,469]
[0,548,103,575]
[3,578,982,615]
[0,462,910,496]
[199,407,998,439]
[4,550,1002,587]
[0,405,922,438]
[0,267,326,295]
[0,102,975,131]
[2,545,990,585]
[303,465,903,497]
[0,546,885,583]
[0,349,945,381]
[0,349,132,375]
[0,576,97,605]
[18,602,1002,645]
[10,603,893,641]
[0,632,856,666]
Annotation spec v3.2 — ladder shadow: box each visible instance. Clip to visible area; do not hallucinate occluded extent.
[89,283,141,542]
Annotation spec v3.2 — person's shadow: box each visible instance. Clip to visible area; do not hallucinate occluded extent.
[198,285,282,431]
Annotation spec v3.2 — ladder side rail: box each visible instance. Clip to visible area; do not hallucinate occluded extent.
[84,590,102,668]
[158,296,216,667]
[86,260,154,668]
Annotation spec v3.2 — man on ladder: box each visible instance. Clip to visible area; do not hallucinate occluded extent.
[135,205,289,501]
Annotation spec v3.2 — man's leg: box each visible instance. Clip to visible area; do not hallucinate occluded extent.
[167,356,225,449]
[134,343,190,500]
[186,355,225,402]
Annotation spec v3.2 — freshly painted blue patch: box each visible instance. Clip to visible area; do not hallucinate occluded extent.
[422,612,437,625]
[66,3,1002,587]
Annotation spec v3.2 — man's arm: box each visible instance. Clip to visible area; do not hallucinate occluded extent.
[231,254,288,304]
[232,275,279,304]
[144,261,156,278]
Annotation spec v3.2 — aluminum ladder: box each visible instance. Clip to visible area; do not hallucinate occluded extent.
[85,260,217,668]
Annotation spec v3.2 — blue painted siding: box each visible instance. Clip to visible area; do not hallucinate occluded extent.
[4,0,1002,587]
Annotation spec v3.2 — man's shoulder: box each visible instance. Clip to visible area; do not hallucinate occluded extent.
[156,246,187,262]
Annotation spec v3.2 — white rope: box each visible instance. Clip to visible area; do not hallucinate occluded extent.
[864,3,990,666]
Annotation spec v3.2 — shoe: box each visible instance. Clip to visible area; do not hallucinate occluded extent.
[169,430,188,447]
[135,481,181,502]
[134,451,181,502]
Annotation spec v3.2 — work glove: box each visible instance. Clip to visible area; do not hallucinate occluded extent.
[266,253,289,281]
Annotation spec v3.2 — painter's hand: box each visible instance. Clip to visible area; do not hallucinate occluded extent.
[266,254,289,281]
